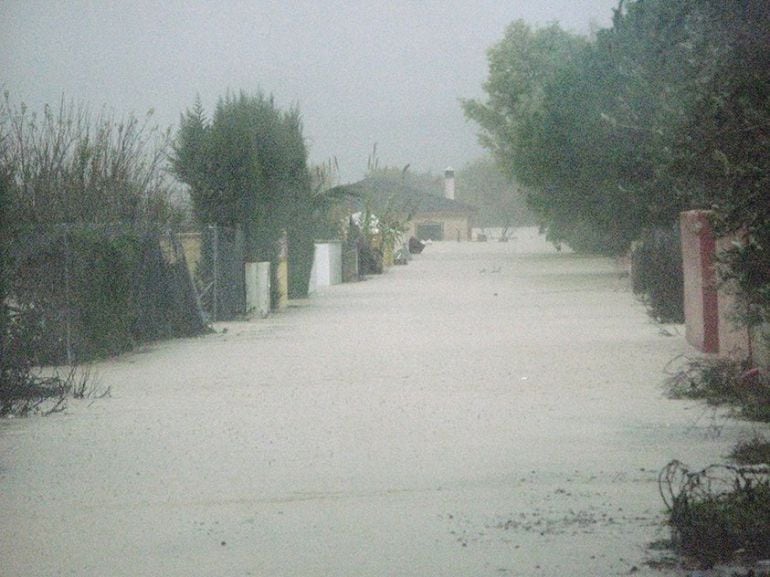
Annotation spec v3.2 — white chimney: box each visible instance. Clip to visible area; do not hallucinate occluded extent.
[444,166,455,200]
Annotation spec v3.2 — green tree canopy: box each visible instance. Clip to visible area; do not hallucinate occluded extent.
[462,21,587,186]
[464,3,768,247]
[465,0,769,324]
[172,91,316,298]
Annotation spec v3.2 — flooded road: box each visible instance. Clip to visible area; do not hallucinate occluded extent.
[0,230,757,576]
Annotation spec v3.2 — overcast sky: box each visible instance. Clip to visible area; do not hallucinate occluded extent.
[1,1,619,183]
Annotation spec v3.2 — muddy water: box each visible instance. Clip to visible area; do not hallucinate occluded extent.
[0,229,760,576]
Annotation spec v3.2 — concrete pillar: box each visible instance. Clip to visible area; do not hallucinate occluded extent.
[309,241,343,293]
[276,231,289,310]
[245,261,271,318]
[680,210,719,353]
[681,210,767,362]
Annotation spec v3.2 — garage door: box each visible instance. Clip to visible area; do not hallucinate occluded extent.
[416,222,443,241]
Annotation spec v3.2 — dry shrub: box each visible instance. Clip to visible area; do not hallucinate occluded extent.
[666,356,770,422]
[731,435,770,466]
[660,460,770,567]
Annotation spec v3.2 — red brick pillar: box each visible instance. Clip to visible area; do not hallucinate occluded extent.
[680,210,719,353]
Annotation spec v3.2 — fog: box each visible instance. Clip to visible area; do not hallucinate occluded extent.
[0,1,618,182]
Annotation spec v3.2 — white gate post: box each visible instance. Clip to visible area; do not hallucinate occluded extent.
[245,261,271,318]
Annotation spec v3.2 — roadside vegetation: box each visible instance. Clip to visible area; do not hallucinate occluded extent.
[173,91,329,305]
[463,0,769,329]
[465,0,770,567]
[0,93,198,415]
[0,164,70,416]
[662,356,769,566]
[667,356,770,423]
[0,84,355,415]
[659,460,770,568]
[2,89,347,415]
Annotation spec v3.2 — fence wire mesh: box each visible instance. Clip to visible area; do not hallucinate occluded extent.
[7,223,206,364]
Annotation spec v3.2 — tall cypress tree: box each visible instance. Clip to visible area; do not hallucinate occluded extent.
[172,91,317,300]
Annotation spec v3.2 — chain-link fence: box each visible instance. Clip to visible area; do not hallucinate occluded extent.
[195,225,247,321]
[7,223,206,364]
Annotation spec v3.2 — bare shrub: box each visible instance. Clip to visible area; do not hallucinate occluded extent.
[0,365,98,417]
[1,91,174,226]
[665,356,770,422]
[659,460,770,567]
[731,435,770,466]
[1,93,195,414]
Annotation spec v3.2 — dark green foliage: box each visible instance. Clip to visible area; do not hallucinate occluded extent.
[461,21,587,182]
[1,95,203,412]
[9,225,205,364]
[465,1,769,326]
[1,102,61,410]
[631,227,684,323]
[172,91,316,302]
[463,14,688,254]
[462,21,631,253]
[1,153,71,414]
[716,236,770,338]
[653,0,770,336]
[0,167,47,412]
[70,231,140,357]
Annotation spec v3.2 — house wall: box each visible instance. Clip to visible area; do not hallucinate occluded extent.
[406,214,471,241]
[177,232,202,276]
[715,234,752,358]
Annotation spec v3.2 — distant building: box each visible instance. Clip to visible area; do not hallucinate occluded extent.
[332,170,477,241]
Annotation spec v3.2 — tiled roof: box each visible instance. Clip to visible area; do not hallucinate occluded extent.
[330,175,477,216]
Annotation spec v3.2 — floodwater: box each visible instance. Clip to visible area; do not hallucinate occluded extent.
[0,228,762,576]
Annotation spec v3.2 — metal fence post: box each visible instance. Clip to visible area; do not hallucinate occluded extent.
[63,228,74,366]
[211,224,219,322]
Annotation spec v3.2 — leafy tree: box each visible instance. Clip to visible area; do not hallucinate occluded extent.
[462,21,587,185]
[465,1,769,330]
[462,21,632,252]
[172,91,317,299]
[592,0,769,326]
[669,1,770,332]
[172,96,212,224]
[463,4,766,245]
